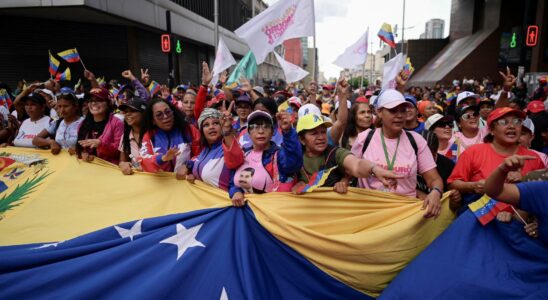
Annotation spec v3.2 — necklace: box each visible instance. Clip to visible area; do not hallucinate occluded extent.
[380,129,400,171]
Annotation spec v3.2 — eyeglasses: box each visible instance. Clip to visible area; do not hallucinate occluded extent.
[460,112,479,120]
[248,124,272,131]
[434,122,452,128]
[154,109,173,120]
[494,118,522,127]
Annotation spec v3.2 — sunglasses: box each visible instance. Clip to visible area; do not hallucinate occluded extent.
[494,118,522,127]
[154,109,173,120]
[460,112,479,120]
[434,122,452,128]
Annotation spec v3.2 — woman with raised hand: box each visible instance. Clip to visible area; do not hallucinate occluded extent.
[118,97,147,175]
[33,87,83,155]
[77,87,124,164]
[177,102,244,191]
[139,98,201,173]
[351,89,444,218]
[228,110,302,207]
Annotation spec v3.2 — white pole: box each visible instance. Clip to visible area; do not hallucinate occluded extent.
[214,0,219,56]
[401,0,406,54]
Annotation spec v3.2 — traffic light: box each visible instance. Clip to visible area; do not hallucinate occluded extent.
[161,34,171,52]
[526,25,539,47]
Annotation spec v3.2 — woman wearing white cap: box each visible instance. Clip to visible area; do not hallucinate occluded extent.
[228,110,302,207]
[351,89,444,218]
[425,113,459,162]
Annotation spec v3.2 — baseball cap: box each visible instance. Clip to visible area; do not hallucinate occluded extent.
[365,90,373,97]
[425,113,455,131]
[456,91,480,107]
[356,96,368,103]
[456,105,479,120]
[119,97,147,112]
[404,95,417,107]
[235,94,252,105]
[298,103,322,119]
[23,93,47,105]
[376,89,412,110]
[522,118,535,134]
[288,96,302,109]
[487,107,526,128]
[252,86,265,97]
[296,113,333,134]
[526,100,545,114]
[247,110,273,125]
[90,87,110,101]
[35,88,55,100]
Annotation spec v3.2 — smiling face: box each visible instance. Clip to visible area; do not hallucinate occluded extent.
[458,108,479,132]
[300,125,328,155]
[433,121,453,141]
[122,108,143,128]
[88,96,109,117]
[201,117,222,145]
[152,102,174,131]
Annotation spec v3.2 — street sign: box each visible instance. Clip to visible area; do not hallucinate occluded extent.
[161,34,171,52]
[176,40,182,54]
[526,25,539,47]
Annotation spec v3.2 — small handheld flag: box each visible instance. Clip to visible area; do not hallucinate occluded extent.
[378,23,396,49]
[468,195,511,226]
[148,81,161,96]
[295,166,337,194]
[402,57,415,78]
[57,48,80,63]
[55,68,71,81]
[48,51,60,77]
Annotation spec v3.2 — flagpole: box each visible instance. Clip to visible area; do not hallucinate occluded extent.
[76,48,88,70]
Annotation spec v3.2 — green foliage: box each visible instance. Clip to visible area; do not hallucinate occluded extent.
[0,172,52,215]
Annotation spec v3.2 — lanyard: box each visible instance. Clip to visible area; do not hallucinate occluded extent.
[380,129,400,171]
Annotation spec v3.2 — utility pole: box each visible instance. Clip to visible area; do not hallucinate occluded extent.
[214,0,219,57]
[401,0,406,54]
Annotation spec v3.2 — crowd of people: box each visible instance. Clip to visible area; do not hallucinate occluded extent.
[0,62,547,241]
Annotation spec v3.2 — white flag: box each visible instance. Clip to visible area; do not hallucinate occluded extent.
[211,37,237,85]
[382,53,404,90]
[333,29,369,69]
[274,52,309,83]
[235,0,315,64]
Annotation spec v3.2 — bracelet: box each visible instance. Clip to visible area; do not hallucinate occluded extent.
[370,165,377,177]
[431,186,443,197]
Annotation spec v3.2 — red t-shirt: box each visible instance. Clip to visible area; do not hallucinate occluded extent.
[447,143,545,184]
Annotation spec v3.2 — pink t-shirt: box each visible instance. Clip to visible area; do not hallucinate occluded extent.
[351,129,437,197]
[453,127,488,152]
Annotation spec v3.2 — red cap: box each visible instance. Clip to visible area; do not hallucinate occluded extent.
[89,87,110,101]
[487,107,526,128]
[322,84,335,91]
[527,100,545,114]
[355,96,369,103]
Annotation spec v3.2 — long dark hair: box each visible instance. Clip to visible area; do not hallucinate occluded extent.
[144,98,191,142]
[341,103,374,149]
[76,100,114,155]
[121,112,144,156]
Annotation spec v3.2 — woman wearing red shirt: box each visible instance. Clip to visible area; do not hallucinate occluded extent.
[448,107,545,198]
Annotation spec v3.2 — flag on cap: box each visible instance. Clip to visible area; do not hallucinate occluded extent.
[274,52,309,84]
[378,23,396,48]
[468,195,511,226]
[234,0,315,64]
[333,29,369,69]
[57,48,81,63]
[148,80,161,96]
[48,51,60,76]
[55,67,71,81]
[294,167,337,193]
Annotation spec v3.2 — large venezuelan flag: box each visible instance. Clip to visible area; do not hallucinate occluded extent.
[0,148,455,298]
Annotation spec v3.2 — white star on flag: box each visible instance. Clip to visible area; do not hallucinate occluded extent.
[160,223,205,260]
[33,241,64,249]
[220,287,229,300]
[114,219,143,241]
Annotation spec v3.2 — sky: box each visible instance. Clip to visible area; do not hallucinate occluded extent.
[264,0,451,79]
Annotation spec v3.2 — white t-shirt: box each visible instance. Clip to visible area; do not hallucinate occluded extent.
[13,116,51,148]
[47,117,84,149]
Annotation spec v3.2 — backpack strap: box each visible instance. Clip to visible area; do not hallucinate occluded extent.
[404,131,418,157]
[49,118,64,139]
[360,128,376,156]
